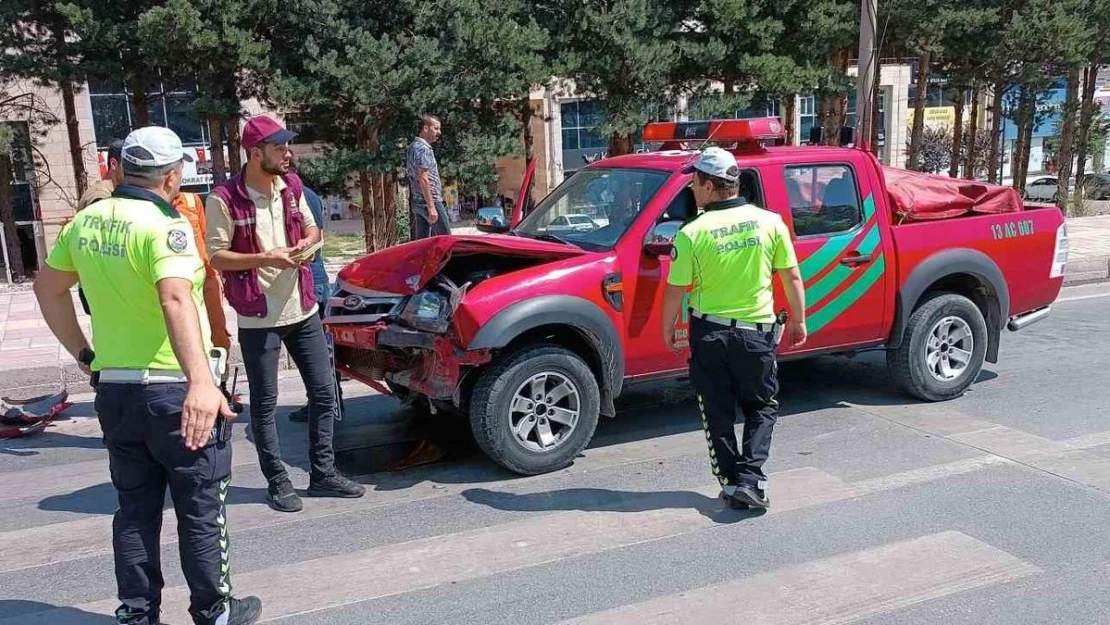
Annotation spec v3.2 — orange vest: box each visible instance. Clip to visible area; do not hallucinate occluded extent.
[174,192,232,349]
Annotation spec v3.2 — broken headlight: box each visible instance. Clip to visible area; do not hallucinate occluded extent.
[397,289,451,333]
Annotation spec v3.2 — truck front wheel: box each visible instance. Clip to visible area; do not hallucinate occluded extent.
[888,293,988,402]
[469,344,601,475]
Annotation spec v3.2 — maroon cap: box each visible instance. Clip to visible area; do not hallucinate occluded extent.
[241,115,297,151]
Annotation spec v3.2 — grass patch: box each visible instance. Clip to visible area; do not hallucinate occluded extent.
[321,232,367,261]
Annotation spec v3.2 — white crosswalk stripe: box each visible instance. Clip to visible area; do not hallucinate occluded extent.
[557,532,1039,625]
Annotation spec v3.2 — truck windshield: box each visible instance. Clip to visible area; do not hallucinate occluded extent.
[515,168,671,251]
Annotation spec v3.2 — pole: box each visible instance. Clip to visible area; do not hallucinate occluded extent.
[856,0,878,151]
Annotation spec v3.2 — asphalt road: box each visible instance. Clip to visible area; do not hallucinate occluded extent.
[2,282,1109,624]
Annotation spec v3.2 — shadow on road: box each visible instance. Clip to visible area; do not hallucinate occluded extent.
[460,486,765,524]
[38,481,268,515]
[0,600,115,623]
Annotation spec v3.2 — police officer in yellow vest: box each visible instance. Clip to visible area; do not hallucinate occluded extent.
[661,147,807,510]
[33,127,262,625]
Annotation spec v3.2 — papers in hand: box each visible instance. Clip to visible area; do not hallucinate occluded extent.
[290,239,324,262]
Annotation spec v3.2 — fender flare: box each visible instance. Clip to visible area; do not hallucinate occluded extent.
[468,295,624,414]
[889,249,1009,363]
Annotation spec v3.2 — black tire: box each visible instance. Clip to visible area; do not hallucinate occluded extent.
[469,344,601,475]
[887,293,988,402]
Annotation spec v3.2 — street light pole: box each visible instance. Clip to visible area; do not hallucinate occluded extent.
[856,0,878,151]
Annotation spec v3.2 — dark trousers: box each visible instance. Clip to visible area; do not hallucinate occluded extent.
[688,316,780,490]
[413,201,452,239]
[239,313,337,484]
[95,382,232,625]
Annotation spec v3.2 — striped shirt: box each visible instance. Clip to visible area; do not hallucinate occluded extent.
[406,137,443,212]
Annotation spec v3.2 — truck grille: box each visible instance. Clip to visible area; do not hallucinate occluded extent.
[324,283,404,324]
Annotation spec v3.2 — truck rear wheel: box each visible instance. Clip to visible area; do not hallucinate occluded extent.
[888,293,988,402]
[469,344,601,475]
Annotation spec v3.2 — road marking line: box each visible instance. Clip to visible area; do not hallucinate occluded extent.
[6,455,1013,624]
[556,531,1040,625]
[1057,292,1110,303]
[854,403,1110,495]
[1062,431,1110,450]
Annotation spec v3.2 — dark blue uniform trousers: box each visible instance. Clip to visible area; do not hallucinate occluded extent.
[688,316,780,490]
[96,382,232,625]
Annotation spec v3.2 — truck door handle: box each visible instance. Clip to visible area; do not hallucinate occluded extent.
[840,252,873,266]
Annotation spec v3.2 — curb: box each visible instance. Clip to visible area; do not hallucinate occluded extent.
[0,345,298,398]
[1062,257,1110,286]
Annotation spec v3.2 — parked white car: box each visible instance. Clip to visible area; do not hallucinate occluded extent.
[1023,176,1059,202]
[546,213,600,234]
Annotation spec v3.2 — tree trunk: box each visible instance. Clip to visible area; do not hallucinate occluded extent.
[607,132,634,157]
[128,77,150,127]
[60,79,88,199]
[358,169,374,250]
[1055,68,1081,212]
[1074,59,1100,196]
[520,98,535,162]
[1013,86,1036,190]
[226,117,243,174]
[783,95,796,145]
[987,79,1006,183]
[0,151,26,280]
[949,88,965,178]
[907,51,931,170]
[963,87,981,179]
[207,118,228,184]
[820,50,851,147]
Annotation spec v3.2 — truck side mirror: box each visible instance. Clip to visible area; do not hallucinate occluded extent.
[644,220,683,257]
[475,206,509,233]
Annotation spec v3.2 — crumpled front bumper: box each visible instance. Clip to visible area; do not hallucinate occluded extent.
[327,322,491,401]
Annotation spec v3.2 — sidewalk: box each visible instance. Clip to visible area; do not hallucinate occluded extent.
[3,216,1108,395]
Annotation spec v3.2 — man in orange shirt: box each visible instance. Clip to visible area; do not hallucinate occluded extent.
[175,191,232,350]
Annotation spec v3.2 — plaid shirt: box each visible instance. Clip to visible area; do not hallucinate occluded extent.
[406,137,442,213]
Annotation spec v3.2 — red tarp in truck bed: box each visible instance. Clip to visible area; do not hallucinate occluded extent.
[882,166,1022,222]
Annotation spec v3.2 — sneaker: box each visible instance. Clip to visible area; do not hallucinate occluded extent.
[266,479,303,513]
[226,596,263,625]
[722,484,770,510]
[288,404,309,423]
[307,472,366,498]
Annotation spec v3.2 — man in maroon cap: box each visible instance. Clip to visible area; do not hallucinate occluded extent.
[205,114,365,513]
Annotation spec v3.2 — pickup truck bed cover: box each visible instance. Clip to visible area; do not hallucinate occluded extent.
[883,167,1022,222]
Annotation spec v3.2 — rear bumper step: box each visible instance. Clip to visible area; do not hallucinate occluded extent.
[1007,306,1050,331]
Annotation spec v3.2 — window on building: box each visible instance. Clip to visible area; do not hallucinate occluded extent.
[89,77,209,148]
[784,164,863,237]
[3,122,37,222]
[560,100,607,152]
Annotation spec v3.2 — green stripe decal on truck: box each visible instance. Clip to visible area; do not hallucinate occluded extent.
[804,224,882,304]
[807,254,886,333]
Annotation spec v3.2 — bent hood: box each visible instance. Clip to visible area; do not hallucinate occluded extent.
[337,235,586,295]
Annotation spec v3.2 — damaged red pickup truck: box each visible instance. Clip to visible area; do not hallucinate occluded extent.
[325,118,1068,476]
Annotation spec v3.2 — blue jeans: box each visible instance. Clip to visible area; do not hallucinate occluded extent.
[413,201,452,239]
[95,382,233,625]
[238,314,337,484]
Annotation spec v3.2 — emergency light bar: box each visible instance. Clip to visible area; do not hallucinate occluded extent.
[642,117,785,144]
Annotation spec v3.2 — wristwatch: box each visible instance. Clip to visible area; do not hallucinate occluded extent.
[77,347,95,367]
